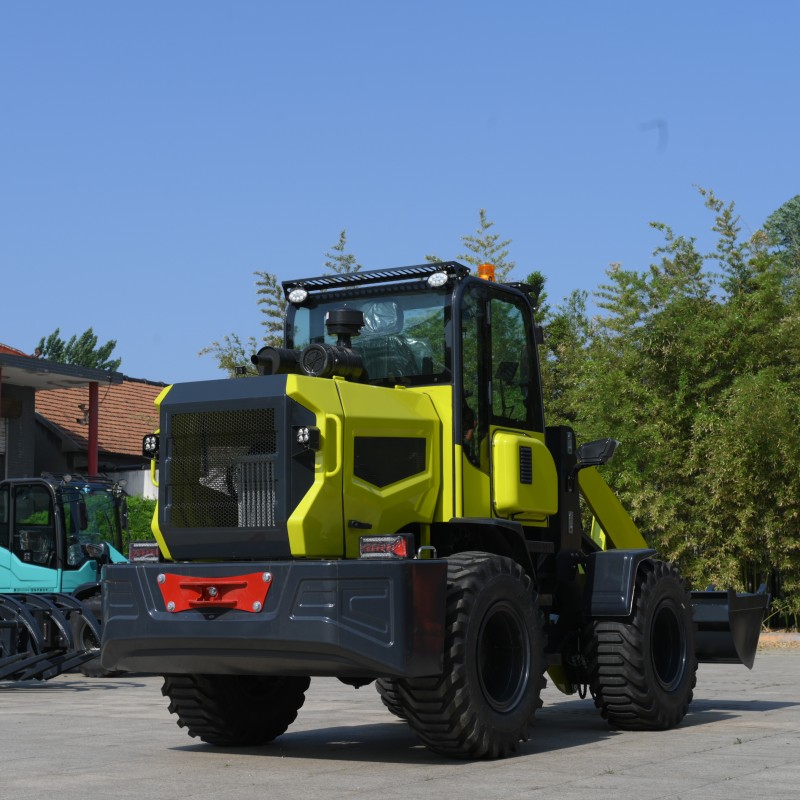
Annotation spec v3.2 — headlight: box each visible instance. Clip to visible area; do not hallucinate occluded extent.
[426,271,448,288]
[142,434,160,458]
[293,425,320,451]
[288,287,309,304]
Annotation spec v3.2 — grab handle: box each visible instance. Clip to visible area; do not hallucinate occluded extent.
[324,414,343,478]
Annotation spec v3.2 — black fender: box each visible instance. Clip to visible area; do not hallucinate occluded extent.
[69,582,103,625]
[72,581,102,601]
[432,518,536,581]
[583,549,657,616]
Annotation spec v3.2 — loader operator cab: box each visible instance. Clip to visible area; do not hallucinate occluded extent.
[285,261,544,449]
[289,289,450,386]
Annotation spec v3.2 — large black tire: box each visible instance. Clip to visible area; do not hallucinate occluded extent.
[375,678,407,719]
[396,552,546,759]
[75,612,117,677]
[68,591,121,678]
[584,559,697,730]
[162,674,311,746]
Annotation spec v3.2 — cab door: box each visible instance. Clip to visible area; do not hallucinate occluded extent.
[4,482,60,592]
[458,282,556,521]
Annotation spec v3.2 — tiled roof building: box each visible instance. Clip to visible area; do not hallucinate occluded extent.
[0,343,30,357]
[35,377,165,472]
[2,339,164,489]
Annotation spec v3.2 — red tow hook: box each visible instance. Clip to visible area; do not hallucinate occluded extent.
[156,572,273,613]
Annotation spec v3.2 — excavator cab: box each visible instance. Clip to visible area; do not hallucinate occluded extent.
[0,474,128,680]
[0,475,127,592]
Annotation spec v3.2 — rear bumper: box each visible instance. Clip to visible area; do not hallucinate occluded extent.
[101,559,446,678]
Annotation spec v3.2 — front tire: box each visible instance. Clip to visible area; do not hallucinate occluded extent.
[396,552,546,759]
[162,674,310,746]
[584,559,697,730]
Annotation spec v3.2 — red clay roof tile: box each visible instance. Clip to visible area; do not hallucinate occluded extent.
[35,378,165,457]
[0,343,31,357]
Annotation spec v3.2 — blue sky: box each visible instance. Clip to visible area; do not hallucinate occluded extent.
[2,2,798,384]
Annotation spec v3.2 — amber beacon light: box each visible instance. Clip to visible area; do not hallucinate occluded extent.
[478,262,496,281]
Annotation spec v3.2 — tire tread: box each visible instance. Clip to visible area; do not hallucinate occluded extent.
[585,560,697,730]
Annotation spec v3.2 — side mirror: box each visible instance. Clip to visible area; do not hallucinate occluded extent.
[576,438,619,468]
[84,541,111,566]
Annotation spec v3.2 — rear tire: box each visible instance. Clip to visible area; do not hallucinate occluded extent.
[584,559,697,730]
[375,678,407,719]
[70,592,121,678]
[79,655,121,678]
[162,674,310,746]
[396,552,546,759]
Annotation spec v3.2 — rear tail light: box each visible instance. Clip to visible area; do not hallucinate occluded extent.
[359,534,414,559]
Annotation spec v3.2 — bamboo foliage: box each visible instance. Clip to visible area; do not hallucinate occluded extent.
[542,190,800,624]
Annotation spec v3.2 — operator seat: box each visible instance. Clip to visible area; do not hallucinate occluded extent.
[355,301,419,381]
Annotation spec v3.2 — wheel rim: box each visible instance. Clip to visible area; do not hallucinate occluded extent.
[651,600,686,691]
[476,600,531,713]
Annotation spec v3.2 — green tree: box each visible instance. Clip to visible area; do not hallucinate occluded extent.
[689,370,800,624]
[458,209,515,280]
[538,288,591,427]
[427,209,515,280]
[201,230,362,376]
[764,194,800,265]
[36,328,121,371]
[559,188,800,620]
[255,271,286,346]
[123,495,157,555]
[198,332,260,378]
[523,269,548,313]
[324,229,362,274]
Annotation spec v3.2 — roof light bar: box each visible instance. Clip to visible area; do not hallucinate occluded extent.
[282,262,469,300]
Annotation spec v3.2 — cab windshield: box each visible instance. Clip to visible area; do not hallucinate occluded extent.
[287,283,452,387]
[59,486,121,560]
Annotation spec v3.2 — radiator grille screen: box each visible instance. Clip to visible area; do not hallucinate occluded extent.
[168,409,278,529]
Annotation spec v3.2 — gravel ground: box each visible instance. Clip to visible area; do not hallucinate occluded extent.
[758,630,800,650]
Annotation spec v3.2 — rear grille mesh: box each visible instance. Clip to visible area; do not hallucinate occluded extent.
[236,456,276,527]
[167,409,278,529]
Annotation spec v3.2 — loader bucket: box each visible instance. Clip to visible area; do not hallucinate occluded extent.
[690,587,769,669]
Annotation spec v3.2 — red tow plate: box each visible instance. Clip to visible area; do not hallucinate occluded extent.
[156,571,273,613]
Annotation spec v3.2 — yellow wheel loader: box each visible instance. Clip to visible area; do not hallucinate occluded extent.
[101,262,768,758]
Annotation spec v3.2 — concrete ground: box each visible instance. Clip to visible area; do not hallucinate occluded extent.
[1,651,798,800]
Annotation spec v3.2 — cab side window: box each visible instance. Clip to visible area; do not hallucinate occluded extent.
[489,296,542,431]
[12,485,55,566]
[460,286,489,468]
